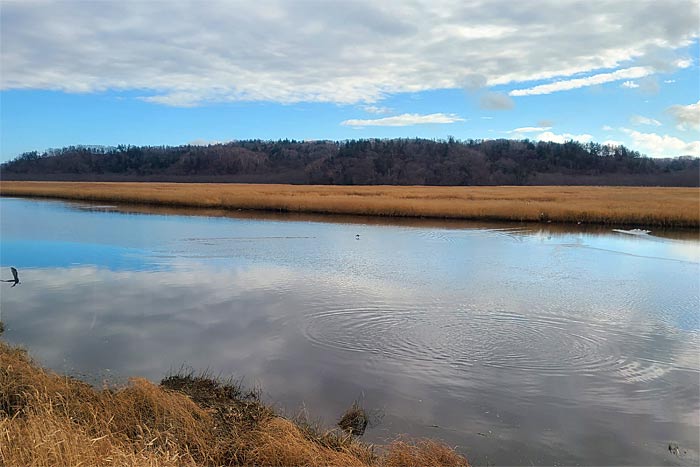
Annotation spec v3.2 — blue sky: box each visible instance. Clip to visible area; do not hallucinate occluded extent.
[1,1,699,162]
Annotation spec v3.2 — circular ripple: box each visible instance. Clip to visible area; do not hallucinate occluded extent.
[302,303,652,377]
[303,302,434,362]
[462,313,620,374]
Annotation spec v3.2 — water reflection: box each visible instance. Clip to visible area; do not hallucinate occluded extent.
[1,196,699,466]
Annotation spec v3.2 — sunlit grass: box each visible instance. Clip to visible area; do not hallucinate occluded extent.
[0,341,469,466]
[1,181,698,227]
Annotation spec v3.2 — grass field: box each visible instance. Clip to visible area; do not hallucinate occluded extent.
[1,181,698,227]
[0,341,468,467]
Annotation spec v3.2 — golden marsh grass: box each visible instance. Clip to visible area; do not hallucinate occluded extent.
[1,181,698,227]
[0,341,469,467]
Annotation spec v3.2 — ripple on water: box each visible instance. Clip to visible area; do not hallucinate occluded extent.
[302,302,697,384]
[416,227,533,244]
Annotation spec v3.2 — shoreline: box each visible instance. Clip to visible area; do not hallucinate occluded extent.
[1,181,698,228]
[0,340,469,466]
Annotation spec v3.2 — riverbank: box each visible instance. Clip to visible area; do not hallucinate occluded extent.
[0,341,468,466]
[1,181,698,227]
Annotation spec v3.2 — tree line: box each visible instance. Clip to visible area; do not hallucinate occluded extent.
[2,138,698,186]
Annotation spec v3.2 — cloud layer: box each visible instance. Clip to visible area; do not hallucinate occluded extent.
[631,115,662,126]
[508,126,552,133]
[341,113,464,127]
[537,131,593,144]
[667,100,700,130]
[510,67,654,96]
[511,59,691,97]
[622,129,700,157]
[1,0,698,106]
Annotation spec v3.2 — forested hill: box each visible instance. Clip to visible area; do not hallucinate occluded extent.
[2,138,698,186]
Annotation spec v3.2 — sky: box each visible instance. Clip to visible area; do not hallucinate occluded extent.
[1,0,699,162]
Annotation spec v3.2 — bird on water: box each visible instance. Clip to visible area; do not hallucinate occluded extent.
[2,267,20,287]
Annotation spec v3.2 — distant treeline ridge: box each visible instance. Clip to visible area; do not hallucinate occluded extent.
[2,138,698,186]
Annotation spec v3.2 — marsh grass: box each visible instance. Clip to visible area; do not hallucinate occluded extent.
[1,181,698,227]
[338,401,369,436]
[0,342,468,466]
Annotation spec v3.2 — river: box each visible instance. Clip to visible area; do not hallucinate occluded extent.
[0,196,698,466]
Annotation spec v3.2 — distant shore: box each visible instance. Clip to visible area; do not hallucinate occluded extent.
[1,181,698,227]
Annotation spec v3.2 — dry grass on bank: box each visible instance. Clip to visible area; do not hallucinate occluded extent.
[0,341,468,467]
[0,181,698,227]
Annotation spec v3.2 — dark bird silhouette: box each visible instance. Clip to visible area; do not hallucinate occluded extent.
[2,267,20,287]
[355,234,360,240]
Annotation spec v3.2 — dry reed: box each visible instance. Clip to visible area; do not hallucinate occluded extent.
[0,342,468,467]
[0,181,698,227]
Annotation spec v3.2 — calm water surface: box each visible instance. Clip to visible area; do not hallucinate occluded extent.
[1,197,698,466]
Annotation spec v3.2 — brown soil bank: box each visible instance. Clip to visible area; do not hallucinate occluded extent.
[1,181,698,227]
[0,341,468,466]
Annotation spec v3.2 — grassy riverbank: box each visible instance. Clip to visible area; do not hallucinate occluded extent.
[1,181,698,227]
[0,341,468,466]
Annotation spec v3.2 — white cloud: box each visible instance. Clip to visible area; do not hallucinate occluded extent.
[536,131,593,143]
[621,128,700,156]
[508,126,552,133]
[511,58,690,96]
[461,73,488,91]
[603,140,624,146]
[664,79,676,83]
[362,105,392,114]
[1,1,698,106]
[510,67,654,96]
[674,58,694,68]
[667,100,700,130]
[341,113,465,127]
[601,125,614,131]
[188,139,228,146]
[637,45,695,72]
[630,115,662,126]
